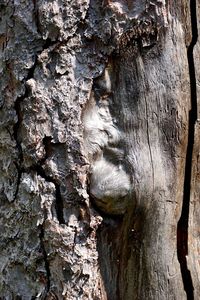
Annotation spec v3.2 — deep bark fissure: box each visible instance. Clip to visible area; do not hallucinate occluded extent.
[12,48,65,296]
[177,0,198,298]
[13,97,26,201]
[13,35,60,159]
[39,224,51,295]
[54,183,65,224]
[13,96,23,162]
[13,163,22,201]
[13,44,65,223]
[13,59,38,200]
[40,136,53,165]
[34,165,65,225]
[39,138,65,225]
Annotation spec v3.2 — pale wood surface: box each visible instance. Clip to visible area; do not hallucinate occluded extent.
[0,0,198,299]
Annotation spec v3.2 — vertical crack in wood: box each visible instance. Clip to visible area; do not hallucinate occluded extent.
[13,94,23,201]
[177,0,198,298]
[13,163,22,201]
[39,224,51,295]
[144,96,155,189]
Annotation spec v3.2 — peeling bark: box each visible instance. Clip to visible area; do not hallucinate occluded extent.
[0,0,199,299]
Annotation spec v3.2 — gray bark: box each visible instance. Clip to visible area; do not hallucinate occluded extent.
[0,0,199,299]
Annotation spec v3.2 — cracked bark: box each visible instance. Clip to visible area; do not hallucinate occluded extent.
[35,165,65,225]
[0,0,199,299]
[39,224,51,295]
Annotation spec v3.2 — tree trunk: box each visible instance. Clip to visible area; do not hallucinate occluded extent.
[0,0,199,299]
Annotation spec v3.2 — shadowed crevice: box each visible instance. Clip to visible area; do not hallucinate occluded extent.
[39,224,51,294]
[13,96,24,163]
[13,163,22,201]
[40,136,53,165]
[13,55,38,161]
[13,60,38,200]
[177,0,198,298]
[13,68,33,199]
[35,165,65,225]
[13,50,65,224]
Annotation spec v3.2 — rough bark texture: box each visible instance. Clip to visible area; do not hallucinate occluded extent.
[0,0,198,299]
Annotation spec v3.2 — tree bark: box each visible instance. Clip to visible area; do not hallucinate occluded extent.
[0,0,198,299]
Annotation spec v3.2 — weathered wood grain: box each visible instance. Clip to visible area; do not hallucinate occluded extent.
[0,0,198,299]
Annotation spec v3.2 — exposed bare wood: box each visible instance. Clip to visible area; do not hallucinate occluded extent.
[0,0,199,299]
